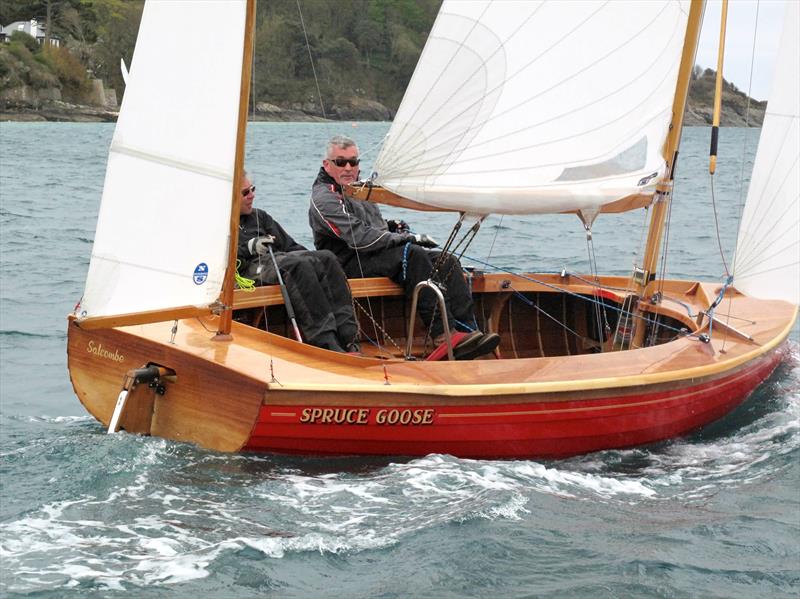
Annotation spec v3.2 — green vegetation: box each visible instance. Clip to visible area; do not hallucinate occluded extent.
[689,64,767,120]
[0,0,765,124]
[253,0,440,112]
[1,0,437,114]
[1,30,91,97]
[1,0,143,105]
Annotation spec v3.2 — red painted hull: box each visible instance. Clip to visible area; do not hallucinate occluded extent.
[243,346,785,458]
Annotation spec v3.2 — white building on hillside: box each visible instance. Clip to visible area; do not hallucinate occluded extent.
[1,19,61,47]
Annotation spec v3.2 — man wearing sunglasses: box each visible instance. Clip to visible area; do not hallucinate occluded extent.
[309,135,500,360]
[238,171,359,353]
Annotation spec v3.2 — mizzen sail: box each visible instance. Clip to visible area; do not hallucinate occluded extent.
[732,0,799,305]
[78,0,247,319]
[372,0,691,215]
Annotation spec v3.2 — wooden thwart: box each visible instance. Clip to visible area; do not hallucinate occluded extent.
[233,276,404,309]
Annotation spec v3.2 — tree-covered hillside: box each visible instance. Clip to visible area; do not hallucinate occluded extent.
[1,0,439,118]
[254,0,440,115]
[0,0,767,125]
[1,0,143,103]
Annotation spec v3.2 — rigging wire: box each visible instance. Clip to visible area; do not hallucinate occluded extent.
[508,285,592,346]
[242,29,277,354]
[485,214,504,266]
[708,175,731,275]
[462,254,707,342]
[250,21,256,121]
[337,205,385,353]
[648,183,676,348]
[296,0,326,119]
[583,224,609,350]
[721,0,761,351]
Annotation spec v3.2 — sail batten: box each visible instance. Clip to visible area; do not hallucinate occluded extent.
[109,144,233,182]
[373,0,691,215]
[78,0,247,320]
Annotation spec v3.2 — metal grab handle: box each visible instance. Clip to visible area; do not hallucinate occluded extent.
[405,280,453,360]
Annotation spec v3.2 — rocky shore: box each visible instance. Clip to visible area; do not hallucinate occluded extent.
[1,101,764,127]
[1,101,118,122]
[0,95,395,123]
[1,93,764,126]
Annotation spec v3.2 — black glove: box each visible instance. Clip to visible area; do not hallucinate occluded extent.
[247,235,275,256]
[387,219,410,233]
[411,233,438,248]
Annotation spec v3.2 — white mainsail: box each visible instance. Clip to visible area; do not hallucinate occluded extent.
[733,0,799,305]
[78,0,247,319]
[373,0,691,215]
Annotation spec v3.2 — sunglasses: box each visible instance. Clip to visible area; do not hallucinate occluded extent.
[241,185,255,196]
[329,157,360,168]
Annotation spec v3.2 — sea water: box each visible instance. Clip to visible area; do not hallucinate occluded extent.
[0,122,798,597]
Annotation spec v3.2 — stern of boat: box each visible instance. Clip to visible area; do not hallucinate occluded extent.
[66,316,266,452]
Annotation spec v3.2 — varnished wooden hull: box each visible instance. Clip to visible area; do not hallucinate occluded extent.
[244,347,784,458]
[67,274,797,458]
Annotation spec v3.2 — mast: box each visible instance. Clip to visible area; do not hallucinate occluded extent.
[216,0,256,339]
[632,0,705,342]
[709,0,729,175]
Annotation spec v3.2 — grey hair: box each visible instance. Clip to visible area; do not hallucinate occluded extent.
[326,135,358,158]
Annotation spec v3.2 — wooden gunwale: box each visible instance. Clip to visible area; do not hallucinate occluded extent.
[233,272,705,315]
[258,344,781,408]
[105,278,796,397]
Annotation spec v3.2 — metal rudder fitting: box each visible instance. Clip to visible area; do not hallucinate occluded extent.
[108,364,176,434]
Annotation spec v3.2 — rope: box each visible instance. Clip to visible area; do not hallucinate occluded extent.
[583,224,609,349]
[709,173,731,275]
[486,215,504,265]
[463,254,708,342]
[250,21,256,120]
[341,208,384,353]
[401,241,411,281]
[424,217,483,344]
[724,1,761,352]
[705,274,735,340]
[509,285,588,343]
[649,185,675,348]
[352,298,402,354]
[296,0,326,119]
[235,259,256,291]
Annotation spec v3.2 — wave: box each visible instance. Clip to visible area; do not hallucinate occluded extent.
[0,329,67,340]
[2,382,798,594]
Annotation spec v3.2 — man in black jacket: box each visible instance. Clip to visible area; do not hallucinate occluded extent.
[308,135,499,360]
[239,172,358,353]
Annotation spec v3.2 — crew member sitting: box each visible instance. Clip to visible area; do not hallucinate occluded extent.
[308,135,499,360]
[238,171,359,353]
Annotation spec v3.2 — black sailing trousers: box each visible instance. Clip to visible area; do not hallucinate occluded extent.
[343,244,476,339]
[243,249,358,352]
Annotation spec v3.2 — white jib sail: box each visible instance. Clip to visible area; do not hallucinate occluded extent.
[78,0,247,319]
[733,0,799,305]
[373,0,691,215]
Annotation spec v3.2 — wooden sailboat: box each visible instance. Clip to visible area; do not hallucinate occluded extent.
[67,0,798,458]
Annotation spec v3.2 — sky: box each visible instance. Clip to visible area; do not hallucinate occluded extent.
[695,0,788,101]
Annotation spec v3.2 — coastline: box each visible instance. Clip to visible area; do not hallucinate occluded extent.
[0,104,764,126]
[0,96,396,124]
